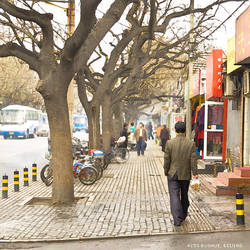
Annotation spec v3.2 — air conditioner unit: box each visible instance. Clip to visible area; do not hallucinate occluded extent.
[224,75,235,97]
[243,70,250,97]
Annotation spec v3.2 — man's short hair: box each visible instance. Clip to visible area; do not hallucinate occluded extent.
[124,123,128,128]
[131,122,134,126]
[175,121,186,133]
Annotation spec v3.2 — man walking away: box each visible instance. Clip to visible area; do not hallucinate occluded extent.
[163,122,198,226]
[160,125,170,152]
[120,123,130,159]
[134,122,147,156]
[147,122,154,140]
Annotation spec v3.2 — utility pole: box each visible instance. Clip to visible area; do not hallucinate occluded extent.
[25,0,75,131]
[66,0,75,133]
[186,0,194,139]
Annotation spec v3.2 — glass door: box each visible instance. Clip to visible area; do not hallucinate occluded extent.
[204,101,224,160]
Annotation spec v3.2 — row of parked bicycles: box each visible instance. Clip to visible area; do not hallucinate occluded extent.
[40,137,132,186]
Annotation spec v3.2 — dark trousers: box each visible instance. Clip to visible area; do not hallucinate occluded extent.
[137,138,145,156]
[161,139,167,152]
[121,148,127,159]
[148,131,154,140]
[167,173,190,224]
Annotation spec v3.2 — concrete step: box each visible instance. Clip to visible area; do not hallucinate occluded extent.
[234,167,250,177]
[203,177,228,195]
[204,177,250,196]
[228,175,250,187]
[213,172,250,186]
[217,172,232,178]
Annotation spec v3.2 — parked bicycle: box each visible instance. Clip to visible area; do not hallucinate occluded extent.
[103,138,130,169]
[40,138,104,186]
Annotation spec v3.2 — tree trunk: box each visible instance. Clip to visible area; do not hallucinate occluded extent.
[112,103,123,140]
[38,67,74,204]
[102,94,112,152]
[77,83,101,150]
[87,104,100,149]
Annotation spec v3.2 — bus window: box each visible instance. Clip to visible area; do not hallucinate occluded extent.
[25,110,39,121]
[0,110,25,124]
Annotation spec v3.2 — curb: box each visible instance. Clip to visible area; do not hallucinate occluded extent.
[1,227,250,244]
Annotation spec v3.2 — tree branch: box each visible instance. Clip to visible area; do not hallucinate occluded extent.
[62,0,102,61]
[0,42,40,73]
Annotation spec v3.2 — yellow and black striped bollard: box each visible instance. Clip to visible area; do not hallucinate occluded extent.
[23,167,29,186]
[236,193,245,225]
[2,175,8,199]
[14,170,19,192]
[32,163,37,181]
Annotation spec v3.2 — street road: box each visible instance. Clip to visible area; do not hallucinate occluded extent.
[1,231,250,250]
[0,136,48,184]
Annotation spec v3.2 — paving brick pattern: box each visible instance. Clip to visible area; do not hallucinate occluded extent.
[0,142,246,241]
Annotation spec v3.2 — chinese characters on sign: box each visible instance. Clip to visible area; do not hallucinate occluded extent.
[235,6,250,64]
[206,49,223,100]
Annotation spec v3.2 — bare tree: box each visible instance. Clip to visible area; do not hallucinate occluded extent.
[0,0,135,203]
[77,0,247,152]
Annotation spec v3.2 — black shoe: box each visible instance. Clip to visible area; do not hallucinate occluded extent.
[174,221,181,226]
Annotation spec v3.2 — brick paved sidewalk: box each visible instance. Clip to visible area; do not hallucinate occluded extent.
[0,142,249,242]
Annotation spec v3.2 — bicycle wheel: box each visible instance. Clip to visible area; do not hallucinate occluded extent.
[103,153,112,169]
[114,148,129,163]
[94,159,104,180]
[40,164,53,186]
[78,166,98,185]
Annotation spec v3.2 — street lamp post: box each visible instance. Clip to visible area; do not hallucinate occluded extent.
[66,0,75,133]
[186,0,194,139]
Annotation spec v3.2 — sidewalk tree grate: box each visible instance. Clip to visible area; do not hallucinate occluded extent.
[23,196,89,206]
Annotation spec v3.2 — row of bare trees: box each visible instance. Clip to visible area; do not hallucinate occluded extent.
[0,57,43,109]
[0,0,247,204]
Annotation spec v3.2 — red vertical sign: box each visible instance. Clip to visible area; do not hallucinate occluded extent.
[206,49,223,100]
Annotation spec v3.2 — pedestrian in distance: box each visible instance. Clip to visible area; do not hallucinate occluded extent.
[156,124,163,145]
[134,122,147,156]
[120,123,130,159]
[147,121,154,140]
[160,125,170,152]
[129,122,136,133]
[163,121,198,226]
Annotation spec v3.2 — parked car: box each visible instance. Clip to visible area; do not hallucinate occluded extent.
[37,113,49,137]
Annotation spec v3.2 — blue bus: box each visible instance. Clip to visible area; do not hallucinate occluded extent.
[0,105,42,139]
[73,114,88,132]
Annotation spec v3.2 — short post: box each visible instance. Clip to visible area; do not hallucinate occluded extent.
[2,175,8,199]
[14,170,19,192]
[23,167,29,186]
[32,163,37,181]
[236,193,245,225]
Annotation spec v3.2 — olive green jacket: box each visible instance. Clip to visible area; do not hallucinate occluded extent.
[163,134,197,180]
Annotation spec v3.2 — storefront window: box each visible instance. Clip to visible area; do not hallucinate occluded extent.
[207,132,223,157]
[207,105,224,129]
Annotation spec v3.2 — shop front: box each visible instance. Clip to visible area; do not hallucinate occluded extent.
[190,49,228,172]
[235,6,250,166]
[189,50,227,161]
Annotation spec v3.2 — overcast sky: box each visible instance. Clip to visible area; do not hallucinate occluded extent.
[42,0,249,49]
